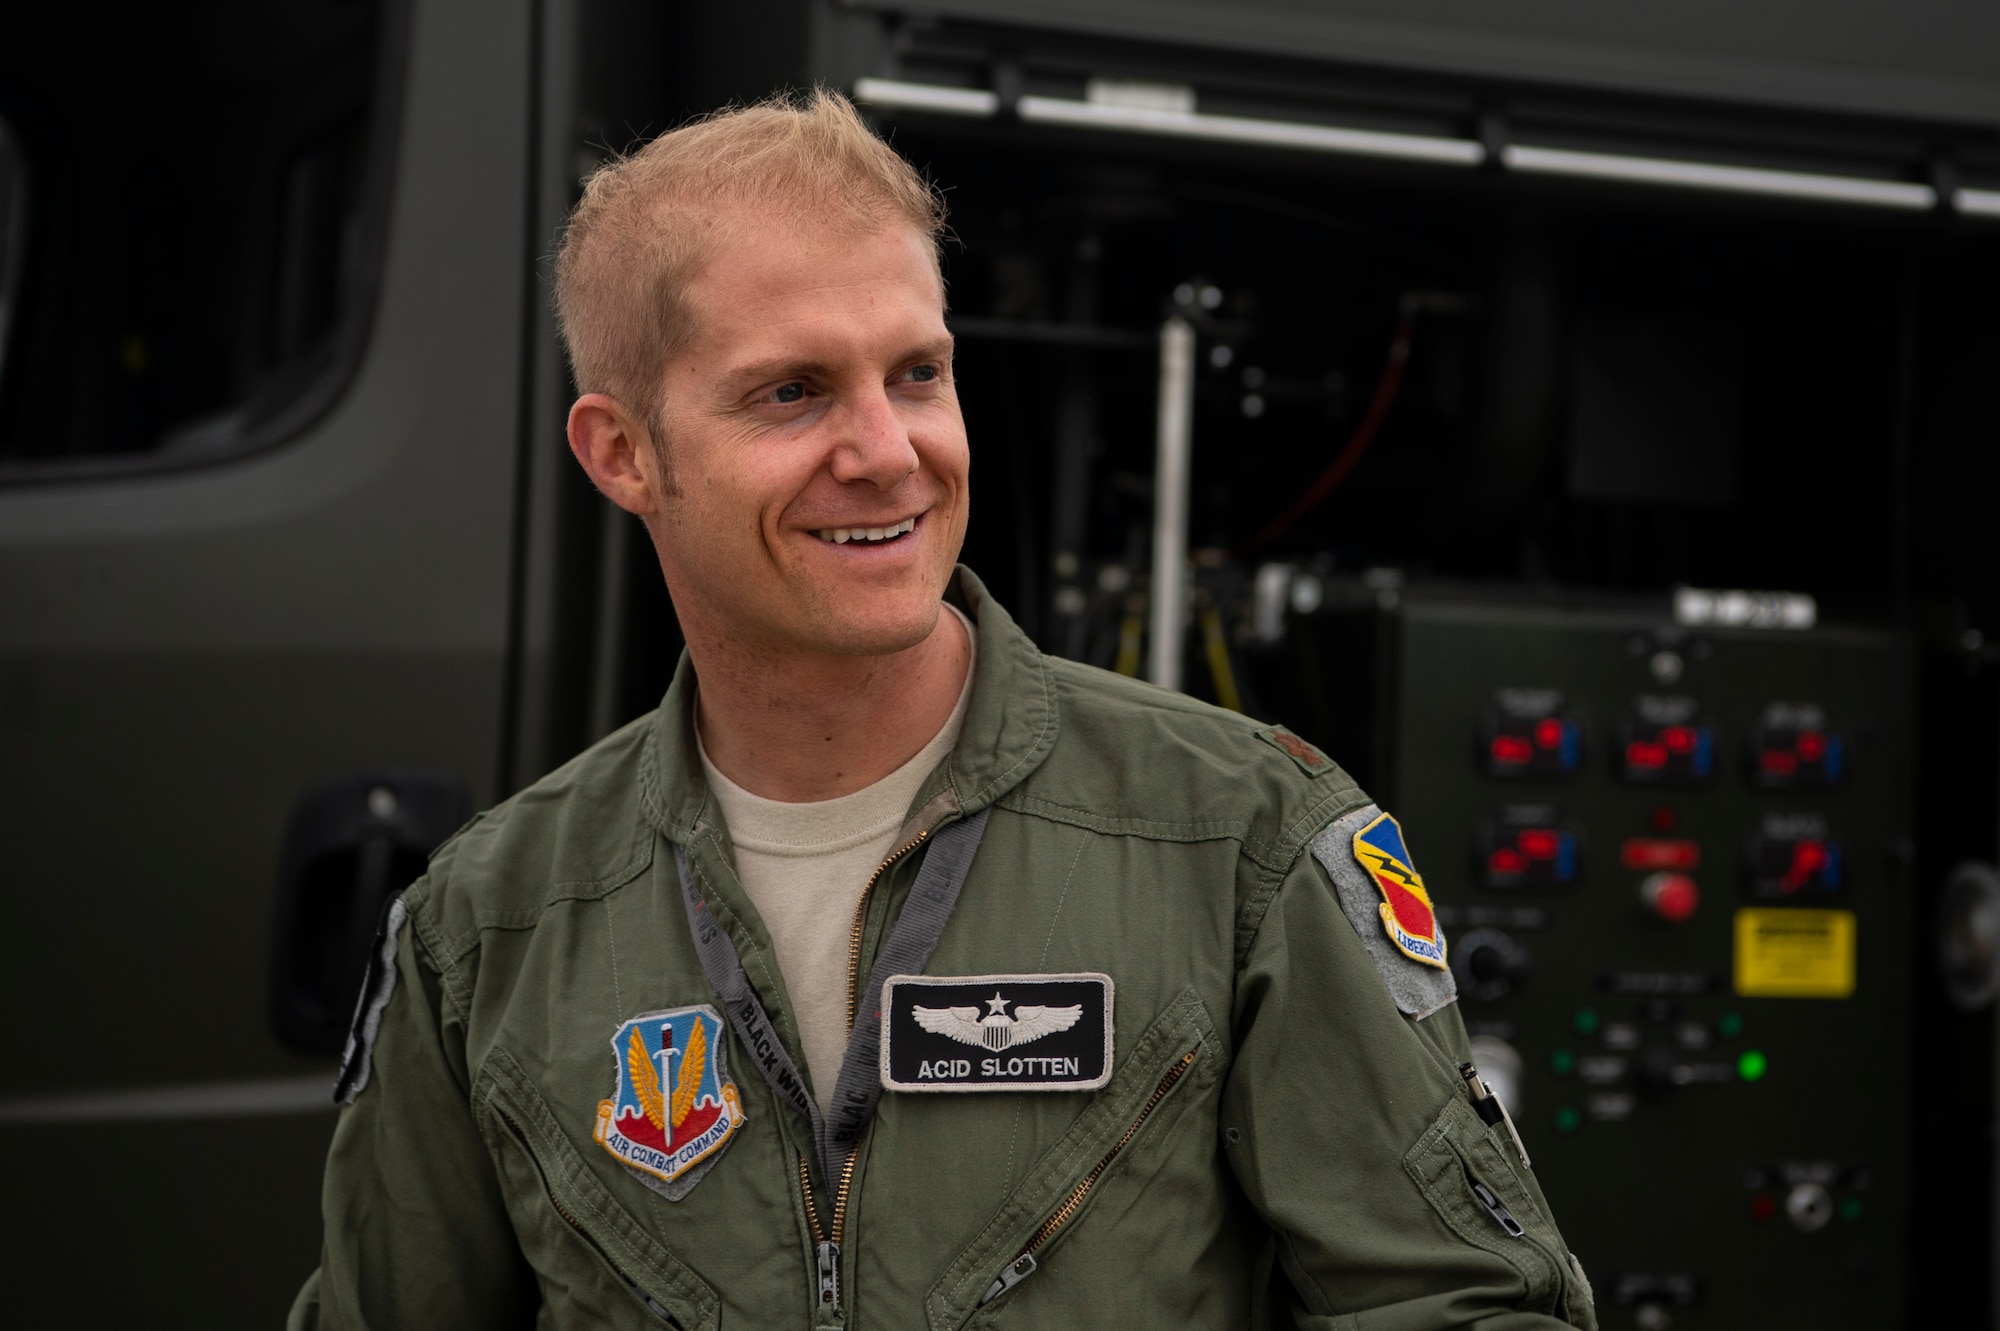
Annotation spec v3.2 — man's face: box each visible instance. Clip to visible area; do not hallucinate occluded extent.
[644,214,969,662]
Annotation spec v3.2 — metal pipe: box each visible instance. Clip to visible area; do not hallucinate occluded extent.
[1149,316,1195,691]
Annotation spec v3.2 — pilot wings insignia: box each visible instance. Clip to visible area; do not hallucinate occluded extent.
[912,991,1083,1051]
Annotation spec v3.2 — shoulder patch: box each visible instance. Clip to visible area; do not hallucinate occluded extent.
[1255,725,1334,776]
[1309,805,1458,1019]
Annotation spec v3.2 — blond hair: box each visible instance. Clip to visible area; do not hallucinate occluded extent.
[553,88,947,432]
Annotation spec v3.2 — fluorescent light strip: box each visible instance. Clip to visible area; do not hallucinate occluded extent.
[853,77,1000,118]
[855,78,1967,218]
[1017,95,1484,167]
[1504,143,1935,210]
[1957,188,2000,219]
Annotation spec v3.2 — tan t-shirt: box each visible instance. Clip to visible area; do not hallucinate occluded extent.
[698,606,975,1114]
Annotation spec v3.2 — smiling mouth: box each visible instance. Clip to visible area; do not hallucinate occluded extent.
[812,516,917,545]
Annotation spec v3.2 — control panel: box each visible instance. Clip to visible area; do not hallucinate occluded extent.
[1386,601,1911,1329]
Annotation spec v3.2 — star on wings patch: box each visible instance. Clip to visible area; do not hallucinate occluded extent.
[593,1005,745,1197]
[880,973,1114,1092]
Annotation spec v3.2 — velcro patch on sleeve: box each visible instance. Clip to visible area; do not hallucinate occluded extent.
[335,895,408,1105]
[880,973,1113,1092]
[1310,805,1459,1020]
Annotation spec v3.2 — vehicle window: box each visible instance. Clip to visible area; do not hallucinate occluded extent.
[0,2,394,475]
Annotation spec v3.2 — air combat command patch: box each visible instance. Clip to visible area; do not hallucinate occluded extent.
[1351,811,1450,970]
[594,1005,745,1199]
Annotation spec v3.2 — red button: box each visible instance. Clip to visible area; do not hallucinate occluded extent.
[1517,828,1561,860]
[1642,872,1701,922]
[1626,740,1668,770]
[1751,1193,1777,1222]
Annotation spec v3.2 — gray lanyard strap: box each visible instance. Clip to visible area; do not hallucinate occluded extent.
[674,807,991,1181]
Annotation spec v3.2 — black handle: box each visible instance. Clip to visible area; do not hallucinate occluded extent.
[270,768,468,1054]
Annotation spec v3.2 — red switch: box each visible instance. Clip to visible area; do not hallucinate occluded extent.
[1641,872,1700,922]
[1622,838,1701,871]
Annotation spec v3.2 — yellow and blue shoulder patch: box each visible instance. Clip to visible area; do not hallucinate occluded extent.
[1351,812,1449,970]
[1308,804,1459,1019]
[1255,724,1335,777]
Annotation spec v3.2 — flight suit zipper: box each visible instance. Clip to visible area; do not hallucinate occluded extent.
[980,1048,1200,1305]
[801,828,931,1315]
[497,1111,682,1326]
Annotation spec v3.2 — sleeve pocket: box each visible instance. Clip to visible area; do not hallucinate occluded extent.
[1402,1094,1596,1329]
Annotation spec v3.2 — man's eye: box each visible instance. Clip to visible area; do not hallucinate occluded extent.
[771,382,806,404]
[905,364,938,383]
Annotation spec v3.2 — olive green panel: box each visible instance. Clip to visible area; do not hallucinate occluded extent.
[848,0,2000,125]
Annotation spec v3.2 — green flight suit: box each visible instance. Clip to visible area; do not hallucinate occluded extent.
[292,567,1596,1330]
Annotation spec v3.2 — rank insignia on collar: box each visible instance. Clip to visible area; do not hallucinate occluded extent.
[1255,724,1334,777]
[594,1005,745,1198]
[1352,813,1449,970]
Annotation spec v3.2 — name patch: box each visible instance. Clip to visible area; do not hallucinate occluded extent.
[880,973,1114,1093]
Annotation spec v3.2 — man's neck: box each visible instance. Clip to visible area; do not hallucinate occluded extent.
[690,607,971,803]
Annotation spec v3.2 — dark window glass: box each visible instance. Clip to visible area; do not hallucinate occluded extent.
[0,2,393,473]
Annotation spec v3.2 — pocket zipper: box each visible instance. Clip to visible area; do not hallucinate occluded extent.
[1470,1177,1527,1239]
[979,1048,1200,1306]
[498,1111,682,1326]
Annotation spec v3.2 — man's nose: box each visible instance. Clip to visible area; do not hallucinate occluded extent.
[827,385,920,488]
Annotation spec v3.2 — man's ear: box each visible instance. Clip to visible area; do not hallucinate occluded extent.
[568,393,667,515]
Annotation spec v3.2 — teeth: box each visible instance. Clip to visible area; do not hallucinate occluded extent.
[814,517,918,544]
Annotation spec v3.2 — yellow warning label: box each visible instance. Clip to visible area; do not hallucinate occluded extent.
[1734,909,1855,998]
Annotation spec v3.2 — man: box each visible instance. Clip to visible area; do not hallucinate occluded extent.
[293,90,1595,1329]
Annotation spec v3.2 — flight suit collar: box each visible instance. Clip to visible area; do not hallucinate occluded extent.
[639,564,1059,846]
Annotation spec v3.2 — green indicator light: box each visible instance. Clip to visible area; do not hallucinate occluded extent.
[1574,1008,1600,1036]
[1554,1106,1582,1134]
[1551,1048,1577,1076]
[1840,1198,1863,1223]
[1737,1049,1769,1082]
[1718,1012,1744,1039]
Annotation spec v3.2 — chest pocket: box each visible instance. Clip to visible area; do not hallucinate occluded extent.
[1403,1094,1597,1330]
[925,988,1220,1329]
[477,1049,721,1331]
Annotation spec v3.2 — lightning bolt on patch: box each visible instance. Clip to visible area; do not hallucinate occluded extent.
[1352,813,1449,970]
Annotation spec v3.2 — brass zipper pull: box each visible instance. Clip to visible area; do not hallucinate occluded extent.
[816,1241,842,1310]
[982,1253,1037,1303]
[799,1154,842,1312]
[1471,1179,1527,1238]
